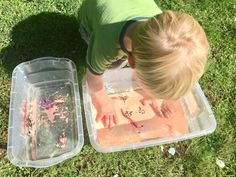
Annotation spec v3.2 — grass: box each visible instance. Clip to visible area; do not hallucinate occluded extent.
[0,0,235,176]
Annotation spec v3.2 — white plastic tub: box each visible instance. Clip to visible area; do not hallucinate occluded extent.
[83,68,216,152]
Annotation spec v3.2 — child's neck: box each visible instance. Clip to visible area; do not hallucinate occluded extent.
[123,20,146,53]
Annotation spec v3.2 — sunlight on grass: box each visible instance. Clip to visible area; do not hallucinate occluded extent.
[0,0,235,176]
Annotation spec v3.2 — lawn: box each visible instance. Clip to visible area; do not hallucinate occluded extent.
[0,0,235,176]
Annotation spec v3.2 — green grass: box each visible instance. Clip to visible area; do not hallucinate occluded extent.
[0,0,235,176]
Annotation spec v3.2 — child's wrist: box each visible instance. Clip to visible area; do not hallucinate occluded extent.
[90,88,108,99]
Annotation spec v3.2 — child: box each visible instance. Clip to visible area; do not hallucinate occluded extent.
[79,0,209,128]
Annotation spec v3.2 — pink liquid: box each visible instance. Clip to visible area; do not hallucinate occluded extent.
[93,90,190,147]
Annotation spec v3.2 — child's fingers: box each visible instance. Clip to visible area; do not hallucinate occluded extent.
[149,104,161,117]
[161,103,172,118]
[154,107,164,118]
[100,115,109,128]
[158,110,164,118]
[109,114,117,128]
[95,113,104,122]
[113,114,118,125]
[108,115,113,128]
[108,116,111,129]
[105,115,110,128]
[162,108,169,118]
[101,116,107,127]
[139,99,145,105]
[165,106,171,113]
[98,114,118,128]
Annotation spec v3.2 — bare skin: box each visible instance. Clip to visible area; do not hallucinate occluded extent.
[87,20,171,128]
[86,69,118,128]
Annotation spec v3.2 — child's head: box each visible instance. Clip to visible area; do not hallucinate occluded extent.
[131,10,209,100]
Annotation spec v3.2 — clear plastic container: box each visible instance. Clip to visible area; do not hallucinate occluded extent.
[7,57,84,168]
[8,58,216,167]
[82,68,216,152]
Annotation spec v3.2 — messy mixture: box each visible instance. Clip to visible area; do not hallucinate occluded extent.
[92,90,189,147]
[21,83,77,160]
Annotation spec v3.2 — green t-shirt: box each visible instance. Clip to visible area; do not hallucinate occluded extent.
[79,0,162,75]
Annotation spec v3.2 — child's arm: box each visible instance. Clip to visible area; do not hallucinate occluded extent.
[86,69,118,128]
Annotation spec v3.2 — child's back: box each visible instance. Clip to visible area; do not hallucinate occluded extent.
[79,0,209,128]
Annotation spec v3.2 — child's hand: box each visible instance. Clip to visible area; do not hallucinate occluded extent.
[86,69,118,128]
[140,98,171,118]
[92,93,118,128]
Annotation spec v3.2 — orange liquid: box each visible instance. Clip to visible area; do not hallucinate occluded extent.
[93,90,189,147]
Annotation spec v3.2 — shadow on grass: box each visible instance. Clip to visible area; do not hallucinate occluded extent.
[0,12,87,79]
[0,12,91,149]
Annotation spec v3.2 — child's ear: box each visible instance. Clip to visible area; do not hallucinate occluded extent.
[128,55,135,68]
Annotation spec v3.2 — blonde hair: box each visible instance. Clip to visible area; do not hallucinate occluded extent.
[132,10,209,100]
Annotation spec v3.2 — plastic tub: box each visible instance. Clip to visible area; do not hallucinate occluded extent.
[7,57,84,168]
[83,68,216,152]
[8,57,216,167]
